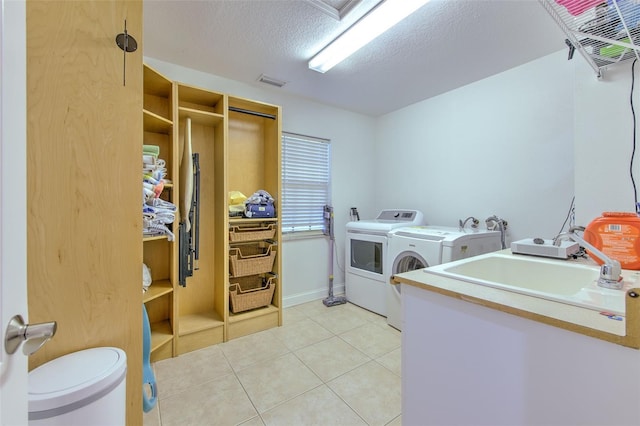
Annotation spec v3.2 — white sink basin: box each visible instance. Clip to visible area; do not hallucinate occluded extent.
[424,251,629,315]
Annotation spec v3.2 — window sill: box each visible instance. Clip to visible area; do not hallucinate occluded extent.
[282,231,325,241]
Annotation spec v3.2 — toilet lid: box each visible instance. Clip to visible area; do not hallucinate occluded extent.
[29,347,127,413]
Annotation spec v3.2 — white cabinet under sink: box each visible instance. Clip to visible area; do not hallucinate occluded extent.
[402,284,640,425]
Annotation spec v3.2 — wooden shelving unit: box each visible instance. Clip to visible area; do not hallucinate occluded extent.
[143,279,173,302]
[142,66,283,358]
[175,83,227,355]
[143,64,178,362]
[225,97,282,341]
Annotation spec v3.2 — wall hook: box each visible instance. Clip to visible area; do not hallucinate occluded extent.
[115,19,137,86]
[116,20,137,53]
[565,39,575,61]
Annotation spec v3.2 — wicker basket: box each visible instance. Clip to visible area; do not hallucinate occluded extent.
[229,224,276,242]
[229,243,276,277]
[229,274,276,313]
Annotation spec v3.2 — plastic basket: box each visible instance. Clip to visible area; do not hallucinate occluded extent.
[229,243,276,277]
[229,224,276,242]
[229,274,276,313]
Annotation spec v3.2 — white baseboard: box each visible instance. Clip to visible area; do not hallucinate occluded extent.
[282,283,345,308]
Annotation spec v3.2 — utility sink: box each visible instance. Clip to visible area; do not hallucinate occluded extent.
[424,251,630,315]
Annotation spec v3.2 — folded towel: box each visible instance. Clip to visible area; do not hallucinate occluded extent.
[142,154,156,165]
[245,189,275,205]
[555,0,604,16]
[143,218,175,241]
[143,145,160,157]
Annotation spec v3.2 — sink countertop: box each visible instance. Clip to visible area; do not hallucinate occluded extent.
[392,250,640,349]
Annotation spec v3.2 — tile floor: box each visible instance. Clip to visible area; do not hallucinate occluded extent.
[143,300,402,426]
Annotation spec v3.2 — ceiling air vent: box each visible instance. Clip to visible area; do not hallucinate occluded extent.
[257,74,287,88]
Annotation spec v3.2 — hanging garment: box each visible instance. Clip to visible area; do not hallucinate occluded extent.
[180,118,194,231]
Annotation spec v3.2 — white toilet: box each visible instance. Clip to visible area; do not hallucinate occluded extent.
[28,347,127,425]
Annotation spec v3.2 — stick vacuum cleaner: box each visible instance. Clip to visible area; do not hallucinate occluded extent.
[323,205,347,307]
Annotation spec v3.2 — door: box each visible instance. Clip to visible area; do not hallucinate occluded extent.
[387,250,428,330]
[26,1,143,424]
[346,231,387,282]
[0,0,29,424]
[345,231,389,314]
[390,250,429,301]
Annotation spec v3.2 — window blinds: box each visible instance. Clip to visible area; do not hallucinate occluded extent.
[281,133,331,234]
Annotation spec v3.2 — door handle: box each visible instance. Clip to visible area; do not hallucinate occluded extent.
[5,315,57,356]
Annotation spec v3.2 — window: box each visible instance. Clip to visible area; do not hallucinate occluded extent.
[281,132,331,235]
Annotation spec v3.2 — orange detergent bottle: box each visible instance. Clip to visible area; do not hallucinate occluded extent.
[584,212,640,270]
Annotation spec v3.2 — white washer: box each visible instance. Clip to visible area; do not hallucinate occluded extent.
[386,226,502,330]
[345,209,424,315]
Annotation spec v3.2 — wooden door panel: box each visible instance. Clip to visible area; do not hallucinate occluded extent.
[27,1,142,423]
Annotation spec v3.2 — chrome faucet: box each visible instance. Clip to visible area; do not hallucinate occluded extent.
[553,226,623,290]
[458,216,479,230]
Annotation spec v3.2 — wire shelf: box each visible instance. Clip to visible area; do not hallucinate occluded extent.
[540,0,640,77]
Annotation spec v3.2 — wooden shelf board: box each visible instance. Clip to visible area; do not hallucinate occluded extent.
[179,107,224,126]
[150,320,173,352]
[228,304,279,323]
[178,85,224,107]
[144,65,172,96]
[143,279,173,303]
[143,235,169,242]
[227,305,280,340]
[143,109,172,134]
[179,312,224,336]
[229,217,278,224]
[229,96,279,116]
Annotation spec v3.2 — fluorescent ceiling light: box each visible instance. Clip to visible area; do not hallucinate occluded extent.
[308,0,430,73]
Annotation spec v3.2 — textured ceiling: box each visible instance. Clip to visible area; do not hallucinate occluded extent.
[143,0,567,117]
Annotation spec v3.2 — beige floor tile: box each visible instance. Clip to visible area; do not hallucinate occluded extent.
[386,414,402,426]
[295,336,370,382]
[310,306,370,334]
[339,322,401,358]
[142,404,160,426]
[376,347,401,377]
[158,373,257,426]
[282,305,307,324]
[270,317,333,351]
[373,320,402,338]
[149,298,404,425]
[153,344,233,399]
[221,329,290,371]
[261,385,367,426]
[343,303,387,326]
[292,299,335,318]
[328,361,402,426]
[236,352,323,413]
[239,415,266,426]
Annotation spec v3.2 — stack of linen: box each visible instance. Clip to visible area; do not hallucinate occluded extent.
[143,145,177,240]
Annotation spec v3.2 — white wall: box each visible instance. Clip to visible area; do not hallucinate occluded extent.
[147,48,640,307]
[144,58,377,306]
[574,57,640,223]
[375,51,575,243]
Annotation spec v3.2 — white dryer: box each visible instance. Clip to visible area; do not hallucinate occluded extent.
[345,209,424,316]
[386,226,502,330]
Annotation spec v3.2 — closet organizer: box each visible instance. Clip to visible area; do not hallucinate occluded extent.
[143,64,282,361]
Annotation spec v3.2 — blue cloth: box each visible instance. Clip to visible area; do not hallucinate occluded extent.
[609,0,640,31]
[142,305,158,413]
